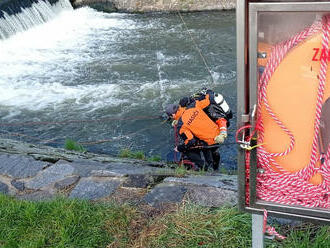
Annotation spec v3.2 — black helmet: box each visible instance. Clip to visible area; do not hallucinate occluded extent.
[165,104,179,117]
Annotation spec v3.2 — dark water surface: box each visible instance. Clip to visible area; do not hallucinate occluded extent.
[0,8,237,169]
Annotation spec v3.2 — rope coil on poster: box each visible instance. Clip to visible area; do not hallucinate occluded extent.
[237,15,330,240]
[256,15,330,209]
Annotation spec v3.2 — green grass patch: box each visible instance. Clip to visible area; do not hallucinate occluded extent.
[118,149,161,162]
[147,155,162,162]
[0,194,136,248]
[119,148,145,160]
[138,205,252,248]
[137,205,330,248]
[0,194,328,248]
[172,165,208,177]
[278,223,330,248]
[64,138,86,153]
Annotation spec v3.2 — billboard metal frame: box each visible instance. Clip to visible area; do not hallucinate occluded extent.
[237,0,330,223]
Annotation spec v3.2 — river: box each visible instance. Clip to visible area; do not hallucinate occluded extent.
[0,7,237,170]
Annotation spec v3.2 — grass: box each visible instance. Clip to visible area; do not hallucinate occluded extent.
[173,165,207,177]
[0,194,329,248]
[64,138,86,153]
[119,148,146,160]
[137,205,253,248]
[118,148,161,162]
[0,194,136,248]
[277,223,330,248]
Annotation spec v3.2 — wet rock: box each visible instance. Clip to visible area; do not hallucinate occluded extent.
[69,178,122,200]
[63,159,167,178]
[185,187,237,207]
[268,216,302,227]
[54,176,80,190]
[123,174,166,188]
[91,170,126,177]
[58,160,124,177]
[25,163,75,190]
[144,184,187,207]
[11,179,25,191]
[30,154,60,163]
[0,181,9,194]
[164,175,237,191]
[56,160,104,177]
[0,154,48,179]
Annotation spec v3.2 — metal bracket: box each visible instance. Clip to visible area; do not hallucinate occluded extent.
[241,114,250,123]
[257,52,267,58]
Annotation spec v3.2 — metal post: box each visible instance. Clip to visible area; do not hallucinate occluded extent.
[252,214,264,248]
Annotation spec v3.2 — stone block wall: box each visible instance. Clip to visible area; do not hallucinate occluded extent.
[73,0,236,12]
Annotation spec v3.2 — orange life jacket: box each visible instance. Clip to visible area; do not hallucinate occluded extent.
[177,94,227,146]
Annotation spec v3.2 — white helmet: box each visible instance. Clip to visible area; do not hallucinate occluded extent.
[214,93,230,113]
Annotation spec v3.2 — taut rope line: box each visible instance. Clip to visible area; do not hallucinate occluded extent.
[177,11,215,85]
[0,115,159,127]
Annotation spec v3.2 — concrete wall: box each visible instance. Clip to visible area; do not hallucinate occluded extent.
[73,0,236,12]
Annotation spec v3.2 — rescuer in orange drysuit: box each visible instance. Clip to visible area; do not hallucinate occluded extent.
[166,89,228,170]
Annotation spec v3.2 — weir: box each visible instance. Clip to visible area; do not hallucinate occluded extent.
[0,0,73,39]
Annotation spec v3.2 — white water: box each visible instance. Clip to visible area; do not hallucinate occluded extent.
[0,7,137,113]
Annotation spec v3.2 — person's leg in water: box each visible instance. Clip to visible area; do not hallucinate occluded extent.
[183,149,206,171]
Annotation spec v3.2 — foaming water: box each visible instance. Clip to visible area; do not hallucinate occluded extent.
[0,7,135,112]
[0,9,237,169]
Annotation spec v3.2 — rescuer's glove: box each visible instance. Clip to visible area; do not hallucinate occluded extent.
[214,131,227,144]
[172,119,178,127]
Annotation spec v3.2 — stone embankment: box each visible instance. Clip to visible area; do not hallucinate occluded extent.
[0,138,237,208]
[71,0,236,13]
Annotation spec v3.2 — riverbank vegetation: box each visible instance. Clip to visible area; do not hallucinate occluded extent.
[0,194,329,247]
[118,148,161,162]
[64,138,86,153]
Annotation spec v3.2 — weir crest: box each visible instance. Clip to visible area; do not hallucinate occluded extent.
[0,0,73,39]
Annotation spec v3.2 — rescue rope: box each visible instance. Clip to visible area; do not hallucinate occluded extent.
[236,16,330,241]
[177,11,215,85]
[0,123,160,146]
[236,124,253,205]
[174,124,179,162]
[263,210,286,240]
[252,16,330,209]
[0,115,159,127]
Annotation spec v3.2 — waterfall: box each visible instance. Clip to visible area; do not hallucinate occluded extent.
[0,0,73,39]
